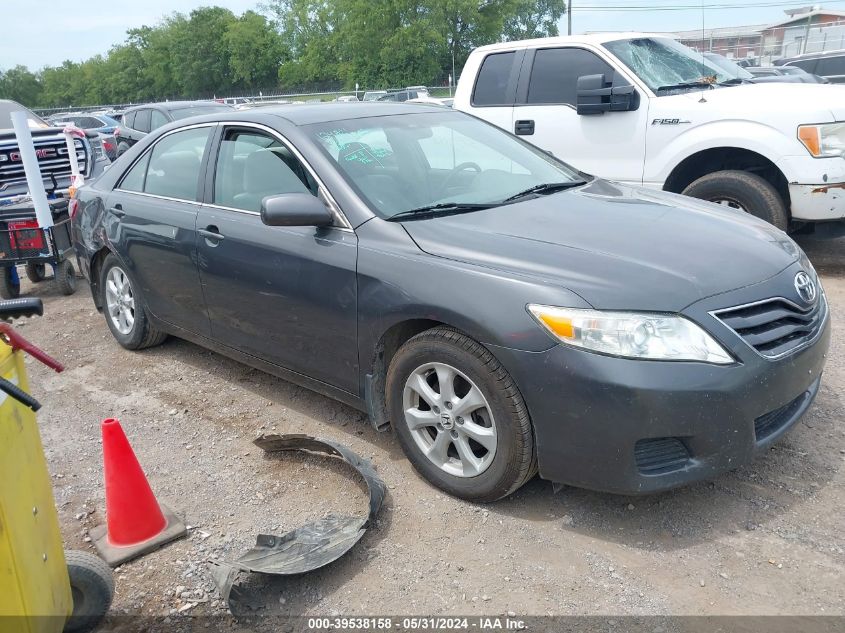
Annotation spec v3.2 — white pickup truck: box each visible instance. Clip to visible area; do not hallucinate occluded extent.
[454,33,845,230]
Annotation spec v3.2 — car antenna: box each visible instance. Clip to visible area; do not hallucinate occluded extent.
[699,0,708,102]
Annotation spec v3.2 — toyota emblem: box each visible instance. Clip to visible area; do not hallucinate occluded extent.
[794,271,817,305]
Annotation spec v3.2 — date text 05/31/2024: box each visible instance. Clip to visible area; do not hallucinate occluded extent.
[307,617,527,630]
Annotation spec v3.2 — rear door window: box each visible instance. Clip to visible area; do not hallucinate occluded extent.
[527,48,614,106]
[789,59,818,74]
[814,55,845,76]
[134,109,152,133]
[143,127,212,200]
[150,110,169,130]
[472,51,517,106]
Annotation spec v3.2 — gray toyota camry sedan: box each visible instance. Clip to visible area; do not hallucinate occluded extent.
[72,104,830,501]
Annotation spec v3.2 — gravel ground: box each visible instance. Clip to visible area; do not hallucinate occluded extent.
[11,232,845,621]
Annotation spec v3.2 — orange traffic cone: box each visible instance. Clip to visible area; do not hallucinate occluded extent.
[90,419,186,566]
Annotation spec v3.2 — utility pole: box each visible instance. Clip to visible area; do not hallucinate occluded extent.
[568,0,572,35]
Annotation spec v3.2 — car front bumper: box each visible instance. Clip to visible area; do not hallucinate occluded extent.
[489,272,831,495]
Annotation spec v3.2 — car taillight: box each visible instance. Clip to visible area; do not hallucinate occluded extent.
[8,219,45,252]
[103,140,115,151]
[69,198,80,219]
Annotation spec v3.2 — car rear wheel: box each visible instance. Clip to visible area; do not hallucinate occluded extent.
[100,254,167,350]
[386,327,536,502]
[682,170,788,230]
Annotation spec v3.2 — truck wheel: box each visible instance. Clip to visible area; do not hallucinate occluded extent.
[63,550,113,633]
[682,170,788,230]
[25,262,47,283]
[100,254,167,350]
[0,267,20,299]
[55,260,77,295]
[386,327,536,502]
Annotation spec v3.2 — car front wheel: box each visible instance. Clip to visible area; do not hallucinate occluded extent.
[386,327,536,502]
[100,254,166,350]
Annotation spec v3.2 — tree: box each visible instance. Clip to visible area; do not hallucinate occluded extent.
[0,65,43,106]
[226,11,288,89]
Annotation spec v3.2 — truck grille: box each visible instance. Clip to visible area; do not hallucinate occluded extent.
[0,137,87,194]
[712,295,827,359]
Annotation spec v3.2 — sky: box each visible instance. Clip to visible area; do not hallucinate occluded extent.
[2,0,845,70]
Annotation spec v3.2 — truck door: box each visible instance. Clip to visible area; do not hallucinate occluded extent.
[512,47,647,186]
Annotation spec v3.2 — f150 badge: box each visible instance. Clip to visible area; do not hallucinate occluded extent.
[652,118,692,125]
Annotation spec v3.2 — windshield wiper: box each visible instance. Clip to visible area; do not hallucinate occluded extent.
[656,81,715,93]
[717,77,751,86]
[502,181,587,203]
[386,202,495,221]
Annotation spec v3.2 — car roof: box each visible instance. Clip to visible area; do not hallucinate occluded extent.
[179,102,448,127]
[471,32,668,54]
[125,101,228,113]
[781,48,845,62]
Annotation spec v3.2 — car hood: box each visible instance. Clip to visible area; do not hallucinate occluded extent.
[672,82,845,121]
[400,180,801,312]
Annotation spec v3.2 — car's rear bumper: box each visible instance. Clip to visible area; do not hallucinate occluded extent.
[488,277,831,495]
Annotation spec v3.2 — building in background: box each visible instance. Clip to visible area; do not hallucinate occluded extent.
[665,5,845,64]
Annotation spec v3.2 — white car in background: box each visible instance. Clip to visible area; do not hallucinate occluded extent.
[455,33,845,230]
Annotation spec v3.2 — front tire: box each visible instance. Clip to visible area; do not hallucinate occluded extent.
[25,262,47,283]
[682,170,788,230]
[100,254,167,350]
[55,260,77,295]
[0,267,20,299]
[386,327,536,502]
[63,550,113,633]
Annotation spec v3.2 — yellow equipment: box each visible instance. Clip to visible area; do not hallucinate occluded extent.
[0,297,112,633]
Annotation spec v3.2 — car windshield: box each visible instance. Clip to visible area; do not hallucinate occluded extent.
[0,101,49,130]
[307,111,584,219]
[604,37,746,93]
[169,104,232,120]
[703,53,754,79]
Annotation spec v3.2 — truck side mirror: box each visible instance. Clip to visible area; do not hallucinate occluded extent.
[576,74,639,115]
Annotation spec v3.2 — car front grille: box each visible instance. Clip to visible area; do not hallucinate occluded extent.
[754,390,810,442]
[634,437,690,475]
[712,295,827,359]
[0,137,87,194]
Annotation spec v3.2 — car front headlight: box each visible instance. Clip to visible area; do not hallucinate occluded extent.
[798,122,845,158]
[527,305,733,364]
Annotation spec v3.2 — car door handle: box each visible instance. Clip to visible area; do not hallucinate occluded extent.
[109,204,125,218]
[198,227,225,242]
[514,119,535,135]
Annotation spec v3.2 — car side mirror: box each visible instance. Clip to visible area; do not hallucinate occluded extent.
[576,74,639,115]
[260,193,334,227]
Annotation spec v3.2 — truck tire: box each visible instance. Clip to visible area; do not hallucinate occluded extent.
[682,170,788,230]
[55,260,77,295]
[0,267,20,299]
[25,262,47,283]
[386,326,536,502]
[63,550,114,633]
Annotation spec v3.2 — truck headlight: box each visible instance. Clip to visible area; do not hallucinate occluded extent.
[798,122,845,158]
[527,305,733,364]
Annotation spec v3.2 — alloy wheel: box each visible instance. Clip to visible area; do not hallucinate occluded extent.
[105,266,136,335]
[402,362,497,477]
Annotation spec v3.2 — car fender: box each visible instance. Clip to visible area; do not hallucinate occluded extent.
[645,119,802,186]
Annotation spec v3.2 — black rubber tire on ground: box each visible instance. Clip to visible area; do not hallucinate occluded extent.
[0,267,20,299]
[55,259,77,295]
[386,327,536,503]
[25,262,47,283]
[682,169,789,231]
[63,550,114,633]
[99,253,167,350]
